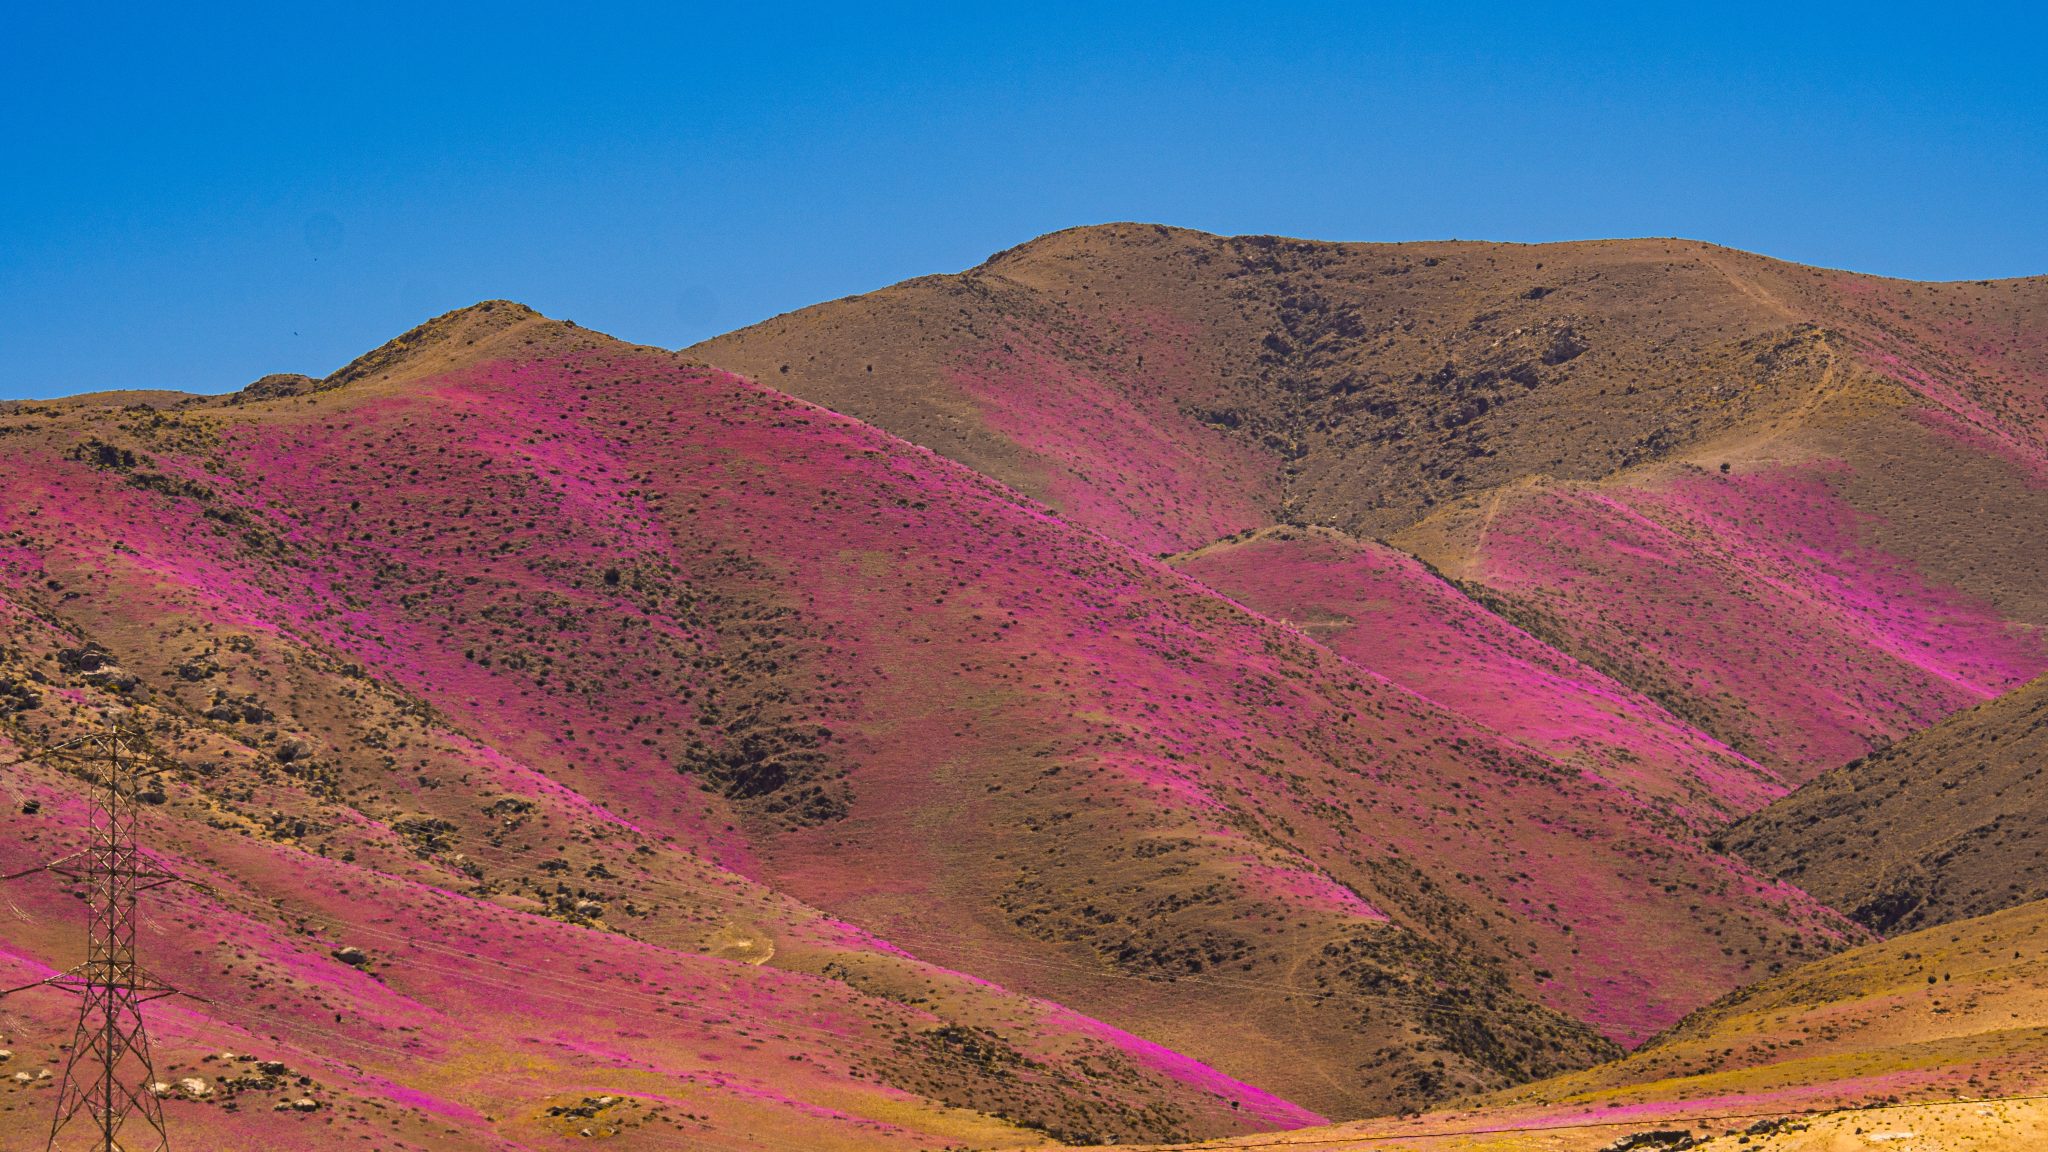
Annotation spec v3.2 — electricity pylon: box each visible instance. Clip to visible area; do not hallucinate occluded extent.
[3,715,197,1152]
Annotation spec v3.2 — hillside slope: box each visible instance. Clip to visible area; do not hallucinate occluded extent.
[1170,525,1781,823]
[1126,895,2048,1151]
[694,226,2048,785]
[1728,672,2048,934]
[0,310,1316,1150]
[0,301,1859,1149]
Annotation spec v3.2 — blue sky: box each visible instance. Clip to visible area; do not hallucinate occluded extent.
[2,2,2042,399]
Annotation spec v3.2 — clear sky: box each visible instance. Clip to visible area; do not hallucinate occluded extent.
[3,2,2043,400]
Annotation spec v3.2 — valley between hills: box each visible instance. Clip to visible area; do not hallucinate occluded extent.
[2,225,2045,1151]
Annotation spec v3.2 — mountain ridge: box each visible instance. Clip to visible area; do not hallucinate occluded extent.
[0,292,1850,1138]
[2,225,2044,1151]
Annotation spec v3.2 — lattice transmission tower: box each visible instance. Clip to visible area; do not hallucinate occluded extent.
[3,714,197,1152]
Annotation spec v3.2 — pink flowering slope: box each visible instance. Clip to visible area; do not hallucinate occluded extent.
[1400,457,2048,783]
[0,598,1313,1152]
[943,313,1279,556]
[0,302,1863,1147]
[1171,526,1785,822]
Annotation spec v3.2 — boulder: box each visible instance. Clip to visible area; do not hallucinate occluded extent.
[1601,1133,1696,1152]
[56,644,113,674]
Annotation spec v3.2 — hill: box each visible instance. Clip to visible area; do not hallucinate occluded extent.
[1727,672,2048,933]
[0,297,1858,1150]
[695,225,2048,784]
[1,225,2044,1150]
[1123,895,2048,1150]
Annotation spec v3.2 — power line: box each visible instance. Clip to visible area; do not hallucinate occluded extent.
[2,716,205,1152]
[9,769,1275,1133]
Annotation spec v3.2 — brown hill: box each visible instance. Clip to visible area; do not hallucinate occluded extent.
[1125,895,2048,1151]
[693,224,2048,546]
[694,226,1830,551]
[1727,672,2048,933]
[694,225,2048,784]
